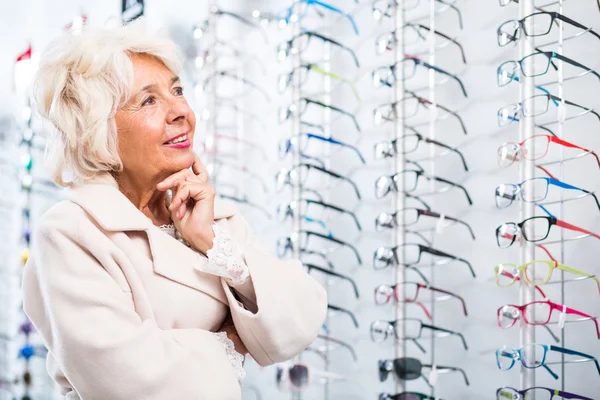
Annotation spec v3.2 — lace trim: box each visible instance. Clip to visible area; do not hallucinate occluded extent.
[205,224,249,286]
[213,331,246,386]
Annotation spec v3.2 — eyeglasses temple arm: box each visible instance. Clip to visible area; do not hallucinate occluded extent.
[429,286,468,316]
[317,334,358,362]
[551,302,600,339]
[300,152,326,167]
[311,31,360,67]
[307,99,361,132]
[555,219,600,240]
[549,345,600,375]
[410,338,427,353]
[406,193,432,210]
[536,49,559,70]
[437,0,463,29]
[422,364,470,386]
[310,133,365,164]
[424,25,467,63]
[308,164,362,200]
[434,176,473,205]
[304,346,328,362]
[314,264,360,299]
[551,52,600,81]
[327,304,359,328]
[421,323,469,350]
[436,103,468,134]
[405,265,431,284]
[406,230,433,246]
[553,12,600,42]
[556,389,594,400]
[343,175,362,200]
[310,65,361,101]
[550,95,600,122]
[549,136,596,156]
[420,60,468,97]
[557,263,599,289]
[549,178,600,210]
[309,0,359,34]
[411,300,433,320]
[426,138,469,171]
[421,245,475,277]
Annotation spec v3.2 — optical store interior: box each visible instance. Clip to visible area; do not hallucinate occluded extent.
[2,0,600,399]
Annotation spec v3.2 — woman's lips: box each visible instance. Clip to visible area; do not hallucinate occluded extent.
[163,138,191,149]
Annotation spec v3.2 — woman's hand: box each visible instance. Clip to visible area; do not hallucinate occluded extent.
[219,313,249,355]
[156,154,216,254]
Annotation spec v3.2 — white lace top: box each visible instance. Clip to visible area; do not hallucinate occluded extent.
[159,223,248,386]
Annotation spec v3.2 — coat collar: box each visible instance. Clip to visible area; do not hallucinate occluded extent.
[66,173,237,232]
[65,173,237,305]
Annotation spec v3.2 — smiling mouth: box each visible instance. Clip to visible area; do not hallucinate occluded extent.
[164,133,188,145]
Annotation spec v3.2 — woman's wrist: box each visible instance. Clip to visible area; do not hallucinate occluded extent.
[190,226,216,255]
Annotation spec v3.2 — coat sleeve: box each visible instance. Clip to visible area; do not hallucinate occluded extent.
[219,211,328,367]
[22,205,242,400]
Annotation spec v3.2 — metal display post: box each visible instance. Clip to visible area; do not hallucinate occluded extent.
[394,1,407,394]
[518,0,536,393]
[426,1,437,398]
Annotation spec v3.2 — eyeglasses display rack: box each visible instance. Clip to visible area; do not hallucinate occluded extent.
[494,0,600,398]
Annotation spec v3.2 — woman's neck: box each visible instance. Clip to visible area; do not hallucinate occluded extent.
[114,172,172,226]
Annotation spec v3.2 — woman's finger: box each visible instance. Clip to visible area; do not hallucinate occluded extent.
[169,181,191,211]
[157,169,196,190]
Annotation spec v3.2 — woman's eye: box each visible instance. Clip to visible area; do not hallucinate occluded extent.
[174,86,184,96]
[142,96,155,106]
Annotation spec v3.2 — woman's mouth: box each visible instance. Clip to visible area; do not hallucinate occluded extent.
[164,133,191,148]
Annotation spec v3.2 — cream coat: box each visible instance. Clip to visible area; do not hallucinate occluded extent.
[21,174,327,400]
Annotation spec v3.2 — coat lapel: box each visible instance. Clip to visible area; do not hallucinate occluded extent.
[66,174,237,305]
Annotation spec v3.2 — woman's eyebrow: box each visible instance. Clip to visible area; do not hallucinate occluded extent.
[137,76,181,94]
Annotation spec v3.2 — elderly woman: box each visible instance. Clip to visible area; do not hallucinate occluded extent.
[21,20,327,400]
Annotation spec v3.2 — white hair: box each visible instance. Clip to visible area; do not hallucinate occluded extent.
[33,19,185,187]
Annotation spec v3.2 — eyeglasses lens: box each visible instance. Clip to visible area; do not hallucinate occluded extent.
[401,283,419,302]
[496,387,519,400]
[375,175,393,199]
[520,178,548,202]
[521,135,550,160]
[523,301,552,325]
[498,20,519,46]
[370,320,391,342]
[496,223,518,248]
[393,357,422,380]
[401,319,422,339]
[495,264,519,287]
[521,52,551,77]
[498,61,518,86]
[498,305,520,328]
[522,95,550,117]
[522,12,553,37]
[496,345,517,370]
[374,247,395,269]
[521,217,550,242]
[524,261,553,285]
[495,184,518,208]
[520,344,547,368]
[288,364,309,389]
[497,143,519,167]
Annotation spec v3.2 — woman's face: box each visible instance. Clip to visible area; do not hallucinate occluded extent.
[115,54,196,184]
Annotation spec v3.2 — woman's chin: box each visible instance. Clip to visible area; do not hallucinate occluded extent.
[163,150,195,172]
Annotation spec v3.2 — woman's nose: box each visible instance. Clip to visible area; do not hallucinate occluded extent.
[166,99,191,124]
